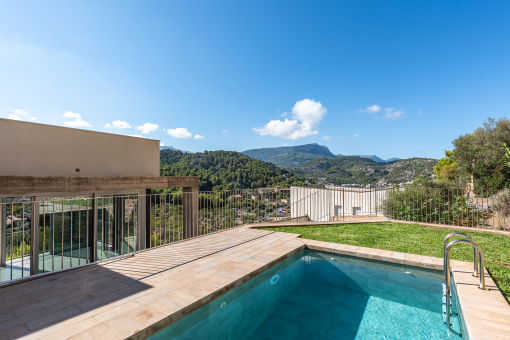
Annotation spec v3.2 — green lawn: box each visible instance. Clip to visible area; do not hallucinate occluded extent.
[266,222,510,304]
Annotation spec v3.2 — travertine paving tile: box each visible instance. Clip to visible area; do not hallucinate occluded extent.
[0,311,16,323]
[0,309,49,332]
[389,251,406,264]
[418,255,436,269]
[67,334,86,340]
[377,250,394,262]
[162,291,195,309]
[79,323,124,340]
[345,245,359,256]
[39,317,100,340]
[93,300,141,323]
[105,314,150,339]
[333,243,351,255]
[18,321,65,340]
[403,253,420,266]
[3,324,29,339]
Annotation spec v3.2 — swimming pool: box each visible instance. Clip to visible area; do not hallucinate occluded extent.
[149,250,466,339]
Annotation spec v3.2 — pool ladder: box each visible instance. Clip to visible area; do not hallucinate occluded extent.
[442,232,486,336]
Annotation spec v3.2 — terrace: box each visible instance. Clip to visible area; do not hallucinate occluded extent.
[1,120,509,339]
[1,185,510,339]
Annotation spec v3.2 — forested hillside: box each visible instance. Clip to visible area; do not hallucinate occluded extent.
[242,143,336,167]
[293,156,436,185]
[160,149,313,191]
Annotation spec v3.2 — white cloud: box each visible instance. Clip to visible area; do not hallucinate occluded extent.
[281,143,288,146]
[104,123,112,128]
[11,109,36,120]
[129,134,146,138]
[358,105,381,113]
[194,134,205,139]
[160,142,165,146]
[64,118,92,127]
[136,122,159,134]
[253,99,327,140]
[339,137,346,141]
[418,110,423,116]
[384,108,405,119]
[323,136,331,141]
[14,109,28,116]
[61,111,91,127]
[354,134,359,137]
[110,120,131,129]
[222,130,228,133]
[8,114,23,121]
[62,111,81,118]
[167,127,192,138]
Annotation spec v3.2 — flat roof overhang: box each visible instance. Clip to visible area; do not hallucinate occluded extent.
[0,176,199,196]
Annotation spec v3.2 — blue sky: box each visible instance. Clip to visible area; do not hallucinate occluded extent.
[1,1,509,159]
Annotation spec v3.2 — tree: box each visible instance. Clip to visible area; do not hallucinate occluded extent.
[433,150,457,181]
[12,205,23,216]
[452,117,510,192]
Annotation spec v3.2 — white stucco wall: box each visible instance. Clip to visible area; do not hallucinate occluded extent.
[290,186,387,221]
[0,119,160,177]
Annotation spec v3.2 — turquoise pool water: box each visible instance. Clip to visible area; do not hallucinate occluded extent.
[149,250,465,340]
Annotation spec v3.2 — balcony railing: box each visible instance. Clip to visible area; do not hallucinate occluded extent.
[1,185,506,284]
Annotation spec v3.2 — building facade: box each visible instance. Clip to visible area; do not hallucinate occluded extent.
[0,119,198,284]
[289,186,388,222]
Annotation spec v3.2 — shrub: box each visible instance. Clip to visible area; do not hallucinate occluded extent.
[379,185,484,227]
[492,189,510,216]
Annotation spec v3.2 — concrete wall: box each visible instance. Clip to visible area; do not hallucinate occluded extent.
[290,186,388,221]
[0,119,159,177]
[0,176,199,195]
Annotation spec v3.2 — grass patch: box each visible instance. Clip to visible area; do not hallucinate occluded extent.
[266,222,510,304]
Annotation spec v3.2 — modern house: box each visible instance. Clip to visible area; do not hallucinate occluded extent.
[0,118,198,284]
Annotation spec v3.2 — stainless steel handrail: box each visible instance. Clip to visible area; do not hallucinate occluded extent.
[444,238,486,335]
[443,232,479,279]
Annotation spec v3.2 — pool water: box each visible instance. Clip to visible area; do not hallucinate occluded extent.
[149,250,465,340]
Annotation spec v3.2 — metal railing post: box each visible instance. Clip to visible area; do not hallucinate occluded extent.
[30,196,39,275]
[0,198,6,268]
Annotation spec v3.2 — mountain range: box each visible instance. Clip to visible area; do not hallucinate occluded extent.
[158,148,435,187]
[161,143,399,167]
[243,144,399,168]
[160,146,191,153]
[242,144,336,168]
[355,155,400,163]
[293,157,436,185]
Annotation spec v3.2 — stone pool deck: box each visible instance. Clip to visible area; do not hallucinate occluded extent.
[0,226,508,340]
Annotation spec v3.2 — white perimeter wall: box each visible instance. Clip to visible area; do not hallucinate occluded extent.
[0,119,160,177]
[290,186,388,221]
